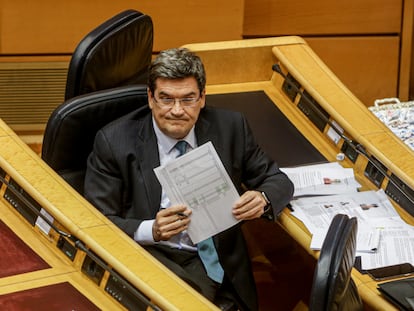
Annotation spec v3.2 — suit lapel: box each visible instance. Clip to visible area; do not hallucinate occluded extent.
[196,111,218,150]
[135,114,162,211]
[136,109,223,215]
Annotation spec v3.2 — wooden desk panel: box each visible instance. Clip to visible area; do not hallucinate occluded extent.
[243,0,412,103]
[243,0,402,36]
[0,201,122,310]
[0,119,218,310]
[184,36,414,310]
[1,0,242,54]
[1,35,412,310]
[0,282,101,310]
[306,36,400,106]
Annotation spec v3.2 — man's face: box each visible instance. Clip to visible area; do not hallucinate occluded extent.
[148,77,205,139]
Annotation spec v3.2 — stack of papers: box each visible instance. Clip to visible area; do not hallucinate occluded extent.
[280,162,361,197]
[358,221,414,270]
[282,161,414,271]
[290,190,398,254]
[290,188,414,270]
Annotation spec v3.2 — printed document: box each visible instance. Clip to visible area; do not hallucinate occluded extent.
[291,190,402,259]
[281,162,361,197]
[154,141,240,243]
[290,189,400,233]
[310,226,381,253]
[358,220,414,270]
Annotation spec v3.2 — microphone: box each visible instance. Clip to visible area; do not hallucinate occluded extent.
[272,63,282,74]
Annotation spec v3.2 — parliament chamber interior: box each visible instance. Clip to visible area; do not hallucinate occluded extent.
[1,1,414,310]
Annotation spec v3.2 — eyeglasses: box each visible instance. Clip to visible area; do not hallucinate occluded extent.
[152,96,201,109]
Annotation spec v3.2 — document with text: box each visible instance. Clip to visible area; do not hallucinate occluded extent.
[154,141,240,243]
[358,220,414,270]
[290,189,400,233]
[291,190,404,260]
[310,226,382,253]
[280,162,361,197]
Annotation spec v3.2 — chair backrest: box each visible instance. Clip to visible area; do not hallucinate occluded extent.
[309,214,363,311]
[64,9,153,100]
[42,85,148,194]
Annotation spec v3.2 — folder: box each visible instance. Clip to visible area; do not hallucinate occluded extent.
[378,277,414,310]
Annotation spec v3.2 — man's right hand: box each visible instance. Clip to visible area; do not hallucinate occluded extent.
[152,205,191,242]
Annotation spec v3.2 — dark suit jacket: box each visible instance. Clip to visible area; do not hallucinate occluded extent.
[84,105,294,310]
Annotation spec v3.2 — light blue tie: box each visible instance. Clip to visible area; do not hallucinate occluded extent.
[174,140,225,283]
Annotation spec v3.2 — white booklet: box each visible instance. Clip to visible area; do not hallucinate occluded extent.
[154,141,240,243]
[310,226,381,253]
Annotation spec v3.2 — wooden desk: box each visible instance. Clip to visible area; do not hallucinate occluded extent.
[184,36,414,310]
[0,120,218,310]
[2,35,413,310]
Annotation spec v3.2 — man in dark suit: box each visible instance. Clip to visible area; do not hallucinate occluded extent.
[84,48,294,310]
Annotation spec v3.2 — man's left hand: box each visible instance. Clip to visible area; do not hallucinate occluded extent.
[232,190,267,220]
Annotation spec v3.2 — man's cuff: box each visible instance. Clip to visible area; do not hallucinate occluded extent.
[134,219,156,244]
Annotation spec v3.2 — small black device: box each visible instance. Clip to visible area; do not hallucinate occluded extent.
[367,263,414,281]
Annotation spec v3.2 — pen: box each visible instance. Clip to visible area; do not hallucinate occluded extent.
[176,212,188,218]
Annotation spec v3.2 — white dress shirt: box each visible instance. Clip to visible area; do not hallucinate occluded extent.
[134,117,197,251]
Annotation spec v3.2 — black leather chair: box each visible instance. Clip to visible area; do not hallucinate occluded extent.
[41,85,148,194]
[64,9,153,101]
[309,214,363,311]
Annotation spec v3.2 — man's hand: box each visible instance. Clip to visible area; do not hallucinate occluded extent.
[232,190,268,220]
[152,205,191,242]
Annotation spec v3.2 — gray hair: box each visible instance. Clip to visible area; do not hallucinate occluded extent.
[148,48,206,95]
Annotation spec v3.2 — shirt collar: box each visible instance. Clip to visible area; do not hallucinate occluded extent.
[152,117,197,154]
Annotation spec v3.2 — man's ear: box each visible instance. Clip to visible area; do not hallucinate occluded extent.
[147,88,154,109]
[200,89,206,109]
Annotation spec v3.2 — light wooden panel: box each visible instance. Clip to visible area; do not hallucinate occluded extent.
[1,0,243,54]
[0,119,219,311]
[305,36,400,106]
[186,35,401,107]
[243,0,402,36]
[185,37,414,310]
[183,37,302,85]
[404,0,414,99]
[242,0,411,102]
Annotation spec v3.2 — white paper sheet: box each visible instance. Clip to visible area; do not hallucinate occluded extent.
[290,189,401,233]
[154,141,240,243]
[280,162,361,197]
[289,189,414,269]
[358,222,414,270]
[310,226,381,253]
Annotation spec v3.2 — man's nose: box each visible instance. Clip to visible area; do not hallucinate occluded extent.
[170,100,185,113]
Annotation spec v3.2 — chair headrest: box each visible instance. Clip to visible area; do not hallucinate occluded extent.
[65,10,153,100]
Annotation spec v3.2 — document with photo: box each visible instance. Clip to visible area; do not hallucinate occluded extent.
[280,162,361,197]
[290,189,401,233]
